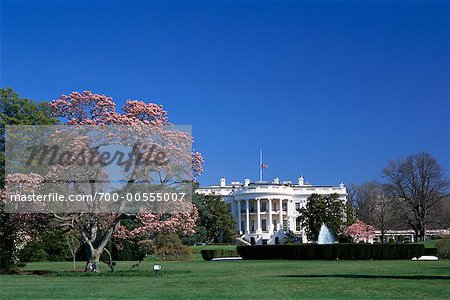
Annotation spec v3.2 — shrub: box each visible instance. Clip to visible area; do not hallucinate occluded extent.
[237,244,425,260]
[109,240,146,261]
[201,249,240,261]
[154,233,191,261]
[18,240,48,262]
[19,229,71,262]
[435,238,450,259]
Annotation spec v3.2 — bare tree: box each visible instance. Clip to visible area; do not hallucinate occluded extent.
[345,184,357,226]
[428,196,450,230]
[348,183,366,219]
[383,152,449,241]
[66,229,82,270]
[353,181,399,243]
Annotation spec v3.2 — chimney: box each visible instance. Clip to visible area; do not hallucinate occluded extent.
[244,178,251,186]
[220,177,226,187]
[339,182,345,188]
[298,175,304,186]
[273,177,280,184]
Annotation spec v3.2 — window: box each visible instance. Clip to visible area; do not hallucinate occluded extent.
[283,220,287,231]
[295,202,301,211]
[261,202,267,212]
[282,202,287,211]
[261,219,267,231]
[296,219,301,231]
[251,220,255,231]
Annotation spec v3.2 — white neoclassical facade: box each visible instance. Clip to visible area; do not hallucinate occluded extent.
[196,176,347,245]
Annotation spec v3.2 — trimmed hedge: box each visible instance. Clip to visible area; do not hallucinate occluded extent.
[201,249,240,261]
[423,248,438,256]
[237,244,425,260]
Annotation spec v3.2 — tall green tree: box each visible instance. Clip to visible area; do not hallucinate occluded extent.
[345,184,358,226]
[0,88,58,269]
[189,192,236,243]
[0,87,58,187]
[298,193,346,242]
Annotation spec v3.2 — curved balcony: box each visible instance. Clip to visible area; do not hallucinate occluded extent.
[230,184,294,198]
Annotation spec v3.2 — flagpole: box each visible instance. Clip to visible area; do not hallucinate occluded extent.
[259,148,263,182]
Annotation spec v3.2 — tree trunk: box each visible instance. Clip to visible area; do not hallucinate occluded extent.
[419,227,426,242]
[103,248,115,272]
[413,229,419,243]
[85,247,102,272]
[76,213,123,272]
[81,221,121,272]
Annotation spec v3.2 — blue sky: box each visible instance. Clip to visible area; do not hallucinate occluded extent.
[1,1,449,186]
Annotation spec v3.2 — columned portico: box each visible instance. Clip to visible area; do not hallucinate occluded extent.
[236,197,301,242]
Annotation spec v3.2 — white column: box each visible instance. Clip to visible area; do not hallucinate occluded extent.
[268,198,273,234]
[237,200,242,234]
[256,198,261,233]
[245,199,250,234]
[278,199,283,232]
[288,200,294,232]
[285,199,289,232]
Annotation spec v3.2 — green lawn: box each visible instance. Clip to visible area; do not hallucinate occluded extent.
[1,256,449,300]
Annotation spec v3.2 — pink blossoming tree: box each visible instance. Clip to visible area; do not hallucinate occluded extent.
[45,91,203,271]
[0,174,48,269]
[343,220,375,243]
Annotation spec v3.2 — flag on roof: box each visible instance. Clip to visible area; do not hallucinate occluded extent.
[261,163,268,169]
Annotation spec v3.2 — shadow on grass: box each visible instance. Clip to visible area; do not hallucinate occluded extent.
[278,274,450,280]
[1,270,193,277]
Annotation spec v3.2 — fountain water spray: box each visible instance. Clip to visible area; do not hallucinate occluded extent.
[317,223,336,244]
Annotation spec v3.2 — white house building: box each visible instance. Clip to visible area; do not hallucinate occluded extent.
[196,176,347,245]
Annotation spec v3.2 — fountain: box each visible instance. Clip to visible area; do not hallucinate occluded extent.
[317,223,336,244]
